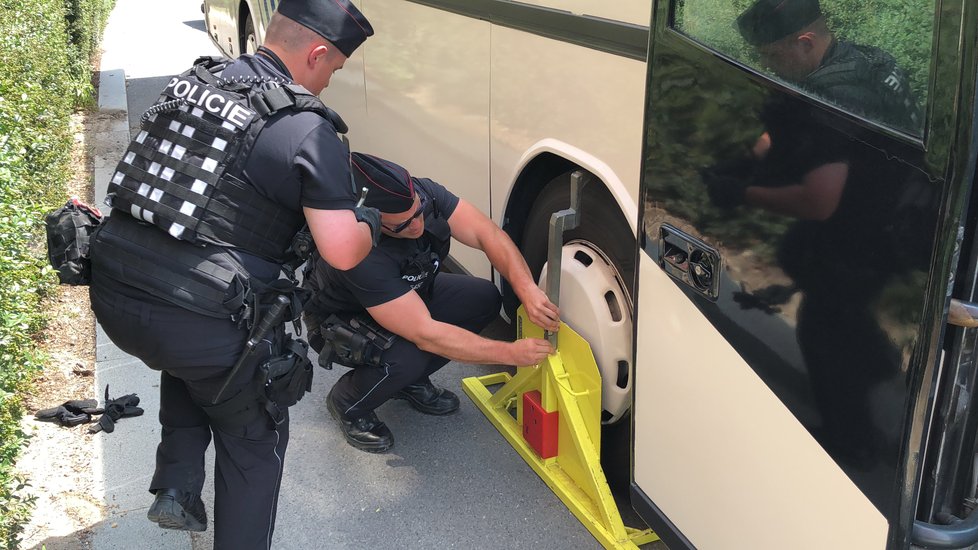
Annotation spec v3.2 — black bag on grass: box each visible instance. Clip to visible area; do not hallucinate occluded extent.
[45,198,104,285]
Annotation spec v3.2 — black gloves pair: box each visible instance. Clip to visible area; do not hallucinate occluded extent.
[89,388,143,434]
[34,385,143,433]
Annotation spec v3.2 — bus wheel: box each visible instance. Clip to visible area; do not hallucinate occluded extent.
[242,12,257,55]
[521,172,635,488]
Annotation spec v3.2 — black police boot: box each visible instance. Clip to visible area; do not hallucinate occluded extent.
[394,377,460,416]
[327,387,394,453]
[147,488,207,532]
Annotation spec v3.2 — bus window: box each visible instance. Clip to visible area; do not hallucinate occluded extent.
[673,0,934,136]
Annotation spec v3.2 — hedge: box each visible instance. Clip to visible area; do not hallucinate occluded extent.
[0,0,114,547]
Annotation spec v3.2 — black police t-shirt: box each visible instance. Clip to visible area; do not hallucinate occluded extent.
[219,52,357,281]
[307,177,460,313]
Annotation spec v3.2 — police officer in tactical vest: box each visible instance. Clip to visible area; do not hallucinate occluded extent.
[302,153,559,453]
[88,1,377,548]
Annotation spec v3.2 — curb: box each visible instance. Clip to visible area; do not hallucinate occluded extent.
[92,69,130,208]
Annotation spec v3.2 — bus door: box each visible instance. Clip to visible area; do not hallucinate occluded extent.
[628,0,973,548]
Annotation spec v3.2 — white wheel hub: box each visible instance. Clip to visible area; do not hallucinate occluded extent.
[539,240,632,424]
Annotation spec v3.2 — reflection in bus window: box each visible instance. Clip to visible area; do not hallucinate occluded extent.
[674,0,933,135]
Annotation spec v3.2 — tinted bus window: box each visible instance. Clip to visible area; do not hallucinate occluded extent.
[673,0,934,136]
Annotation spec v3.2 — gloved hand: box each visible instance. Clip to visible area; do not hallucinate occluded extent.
[354,205,382,246]
[704,174,749,209]
[289,226,315,262]
[35,399,102,427]
[701,156,755,210]
[89,386,144,434]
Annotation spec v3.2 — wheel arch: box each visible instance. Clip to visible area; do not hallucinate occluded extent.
[499,139,639,317]
[500,139,639,247]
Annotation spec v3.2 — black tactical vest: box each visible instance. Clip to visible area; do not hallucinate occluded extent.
[95,56,348,322]
[806,41,921,132]
[105,56,345,263]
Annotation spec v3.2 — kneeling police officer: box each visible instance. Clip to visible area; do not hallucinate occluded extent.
[303,153,559,453]
[88,1,377,548]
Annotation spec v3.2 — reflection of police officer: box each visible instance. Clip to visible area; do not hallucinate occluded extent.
[709,0,922,212]
[708,0,925,487]
[738,0,920,132]
[303,153,558,453]
[88,2,377,548]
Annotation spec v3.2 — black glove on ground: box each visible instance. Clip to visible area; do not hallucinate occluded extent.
[35,399,103,427]
[88,387,144,434]
[36,407,90,427]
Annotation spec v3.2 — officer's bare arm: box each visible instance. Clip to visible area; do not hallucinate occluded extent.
[745,161,848,221]
[366,291,552,367]
[446,200,560,332]
[304,207,374,270]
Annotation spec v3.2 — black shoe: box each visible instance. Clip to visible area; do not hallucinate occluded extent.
[327,388,394,453]
[394,378,460,416]
[147,488,207,532]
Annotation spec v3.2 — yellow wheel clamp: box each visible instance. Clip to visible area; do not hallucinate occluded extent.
[462,171,658,549]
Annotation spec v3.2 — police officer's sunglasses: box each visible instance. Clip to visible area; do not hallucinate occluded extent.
[383,194,428,233]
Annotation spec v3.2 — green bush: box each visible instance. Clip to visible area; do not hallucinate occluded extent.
[64,0,117,103]
[0,0,113,546]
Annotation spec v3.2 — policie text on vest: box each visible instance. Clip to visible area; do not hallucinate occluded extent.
[163,77,256,130]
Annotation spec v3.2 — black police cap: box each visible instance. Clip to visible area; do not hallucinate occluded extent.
[737,0,822,46]
[351,152,417,214]
[276,0,374,57]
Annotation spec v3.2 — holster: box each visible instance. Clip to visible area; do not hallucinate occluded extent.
[203,334,313,430]
[257,338,313,425]
[317,314,396,370]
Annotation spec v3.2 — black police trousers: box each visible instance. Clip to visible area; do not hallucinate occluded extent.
[90,278,287,550]
[329,273,502,418]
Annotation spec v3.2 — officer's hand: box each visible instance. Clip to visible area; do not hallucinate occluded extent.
[508,338,553,366]
[704,174,748,210]
[354,206,382,246]
[522,286,560,332]
[701,156,755,210]
[289,226,315,261]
